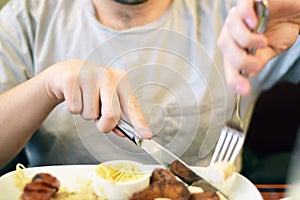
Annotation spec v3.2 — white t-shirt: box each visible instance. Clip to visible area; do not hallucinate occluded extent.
[0,0,299,169]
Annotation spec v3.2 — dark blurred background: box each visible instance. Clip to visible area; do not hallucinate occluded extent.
[241,82,300,184]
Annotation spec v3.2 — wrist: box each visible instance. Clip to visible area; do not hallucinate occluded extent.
[39,68,64,106]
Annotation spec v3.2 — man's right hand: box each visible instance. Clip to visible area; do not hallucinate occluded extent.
[43,59,152,138]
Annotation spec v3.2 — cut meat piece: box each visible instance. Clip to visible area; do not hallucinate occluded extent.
[21,173,60,200]
[130,180,190,200]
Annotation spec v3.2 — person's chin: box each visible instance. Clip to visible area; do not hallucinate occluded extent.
[113,0,148,6]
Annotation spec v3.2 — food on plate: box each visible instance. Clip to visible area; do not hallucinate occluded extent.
[130,168,221,200]
[150,167,177,183]
[206,162,236,184]
[95,161,145,183]
[14,161,232,200]
[20,173,60,200]
[15,164,99,200]
[130,179,190,200]
[53,180,99,200]
[14,163,31,190]
[130,168,190,200]
[93,161,150,199]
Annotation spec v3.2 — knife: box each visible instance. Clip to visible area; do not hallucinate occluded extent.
[116,118,228,199]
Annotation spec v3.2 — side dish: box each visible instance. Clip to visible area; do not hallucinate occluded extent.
[95,161,145,183]
[93,161,150,199]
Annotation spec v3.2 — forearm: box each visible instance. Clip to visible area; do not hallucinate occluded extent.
[0,71,61,168]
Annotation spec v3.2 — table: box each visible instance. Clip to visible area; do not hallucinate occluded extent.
[256,184,290,200]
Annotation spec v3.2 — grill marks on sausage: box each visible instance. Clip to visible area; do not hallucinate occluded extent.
[21,173,60,200]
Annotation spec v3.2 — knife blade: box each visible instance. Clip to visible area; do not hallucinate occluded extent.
[116,118,228,199]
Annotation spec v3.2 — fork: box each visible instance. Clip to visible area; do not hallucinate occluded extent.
[210,0,269,165]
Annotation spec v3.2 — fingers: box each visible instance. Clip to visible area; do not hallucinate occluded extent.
[60,61,150,137]
[64,74,83,114]
[95,68,122,133]
[116,73,152,139]
[218,19,262,74]
[79,68,101,120]
[237,0,258,29]
[223,58,252,95]
[224,8,267,50]
[218,3,268,95]
[94,68,152,138]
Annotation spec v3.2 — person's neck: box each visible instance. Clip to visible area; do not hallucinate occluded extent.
[92,0,173,30]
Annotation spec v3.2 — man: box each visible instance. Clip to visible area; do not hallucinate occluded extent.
[0,0,299,172]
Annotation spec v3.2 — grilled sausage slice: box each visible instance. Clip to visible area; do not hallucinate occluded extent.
[21,173,60,200]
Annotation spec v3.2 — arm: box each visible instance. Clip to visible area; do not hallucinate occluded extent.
[218,0,300,95]
[0,70,59,167]
[0,60,152,168]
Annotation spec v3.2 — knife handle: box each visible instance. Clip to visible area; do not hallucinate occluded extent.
[116,118,142,146]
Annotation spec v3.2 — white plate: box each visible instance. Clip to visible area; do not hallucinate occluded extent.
[0,164,263,200]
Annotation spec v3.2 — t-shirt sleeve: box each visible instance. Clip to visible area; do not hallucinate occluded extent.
[0,0,35,93]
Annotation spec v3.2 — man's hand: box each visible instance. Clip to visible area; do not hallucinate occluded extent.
[218,0,300,95]
[44,59,152,138]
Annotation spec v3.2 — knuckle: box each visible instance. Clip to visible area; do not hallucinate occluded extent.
[63,76,78,93]
[129,97,139,110]
[105,112,121,123]
[235,52,248,68]
[68,104,81,114]
[81,111,98,120]
[240,31,252,47]
[103,67,129,86]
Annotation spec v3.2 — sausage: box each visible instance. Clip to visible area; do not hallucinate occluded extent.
[21,173,60,200]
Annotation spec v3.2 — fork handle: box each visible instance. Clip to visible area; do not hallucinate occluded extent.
[242,0,269,77]
[235,0,269,119]
[247,0,269,55]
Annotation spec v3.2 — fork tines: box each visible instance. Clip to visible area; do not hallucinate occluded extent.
[210,127,244,165]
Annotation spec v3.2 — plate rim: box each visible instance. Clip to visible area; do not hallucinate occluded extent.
[0,164,263,200]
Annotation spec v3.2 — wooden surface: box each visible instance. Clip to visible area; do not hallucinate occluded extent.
[256,184,290,200]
